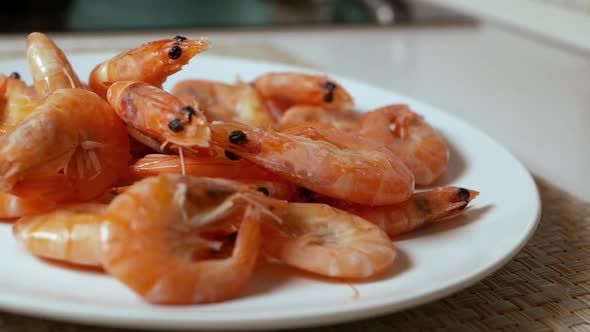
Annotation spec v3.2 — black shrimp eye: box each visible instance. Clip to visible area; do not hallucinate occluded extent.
[174,35,187,42]
[257,187,270,196]
[323,81,337,90]
[322,81,337,102]
[228,130,248,144]
[168,46,182,59]
[168,118,184,132]
[9,72,20,79]
[457,188,470,202]
[224,150,239,160]
[180,106,196,121]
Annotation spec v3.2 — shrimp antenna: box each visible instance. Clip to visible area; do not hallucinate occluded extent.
[159,140,170,151]
[178,146,186,176]
[235,193,282,225]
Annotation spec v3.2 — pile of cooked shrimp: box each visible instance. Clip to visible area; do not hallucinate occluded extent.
[0,33,478,305]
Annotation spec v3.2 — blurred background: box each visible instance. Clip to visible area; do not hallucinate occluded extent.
[0,0,472,32]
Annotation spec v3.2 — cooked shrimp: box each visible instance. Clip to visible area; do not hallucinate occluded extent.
[210,121,413,205]
[253,72,354,113]
[130,154,281,181]
[358,105,449,185]
[171,79,238,122]
[26,32,83,98]
[332,187,479,238]
[172,79,274,126]
[89,36,209,99]
[12,203,106,266]
[0,193,55,219]
[107,81,210,153]
[278,105,358,132]
[101,174,285,304]
[0,74,39,134]
[0,89,130,203]
[263,203,396,279]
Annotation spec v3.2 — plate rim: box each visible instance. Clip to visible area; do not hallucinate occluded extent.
[0,53,542,330]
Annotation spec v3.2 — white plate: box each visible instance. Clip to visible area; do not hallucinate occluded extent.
[0,53,540,330]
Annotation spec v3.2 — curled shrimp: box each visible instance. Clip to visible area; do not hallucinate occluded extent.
[210,121,413,205]
[263,202,396,279]
[12,203,106,266]
[26,32,83,98]
[172,79,274,126]
[253,72,354,113]
[0,193,55,219]
[332,187,479,238]
[278,105,358,132]
[0,89,130,203]
[89,36,209,99]
[107,81,210,153]
[358,105,450,185]
[101,174,285,304]
[130,154,281,182]
[0,74,40,134]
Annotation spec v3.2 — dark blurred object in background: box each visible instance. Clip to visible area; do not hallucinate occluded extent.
[0,0,471,33]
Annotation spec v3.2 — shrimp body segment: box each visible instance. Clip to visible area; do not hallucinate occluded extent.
[211,122,413,205]
[0,193,55,219]
[12,203,106,266]
[26,32,83,98]
[108,81,210,149]
[263,203,396,278]
[89,36,209,99]
[101,175,282,304]
[359,105,450,185]
[253,72,354,113]
[338,187,479,237]
[0,89,130,203]
[0,74,39,134]
[278,105,358,132]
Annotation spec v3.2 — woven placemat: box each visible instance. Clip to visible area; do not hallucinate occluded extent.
[0,177,587,332]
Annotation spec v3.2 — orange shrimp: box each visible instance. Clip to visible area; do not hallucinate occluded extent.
[358,105,450,185]
[278,105,358,132]
[210,121,413,205]
[12,203,107,266]
[171,79,274,126]
[331,187,479,238]
[0,193,55,219]
[89,36,209,99]
[0,74,39,135]
[101,174,285,304]
[107,81,210,154]
[26,32,83,98]
[0,89,130,203]
[171,79,238,122]
[253,72,354,113]
[130,154,281,181]
[262,203,396,279]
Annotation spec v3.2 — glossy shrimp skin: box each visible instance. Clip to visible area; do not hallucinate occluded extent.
[253,72,354,113]
[89,36,209,99]
[263,203,396,279]
[358,105,450,185]
[12,203,106,266]
[333,187,479,238]
[101,174,284,304]
[172,79,274,126]
[0,89,130,203]
[0,74,40,134]
[211,122,413,205]
[278,105,358,132]
[108,81,210,150]
[0,193,54,219]
[26,32,83,98]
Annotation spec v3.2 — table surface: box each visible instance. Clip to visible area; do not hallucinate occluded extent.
[0,24,589,331]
